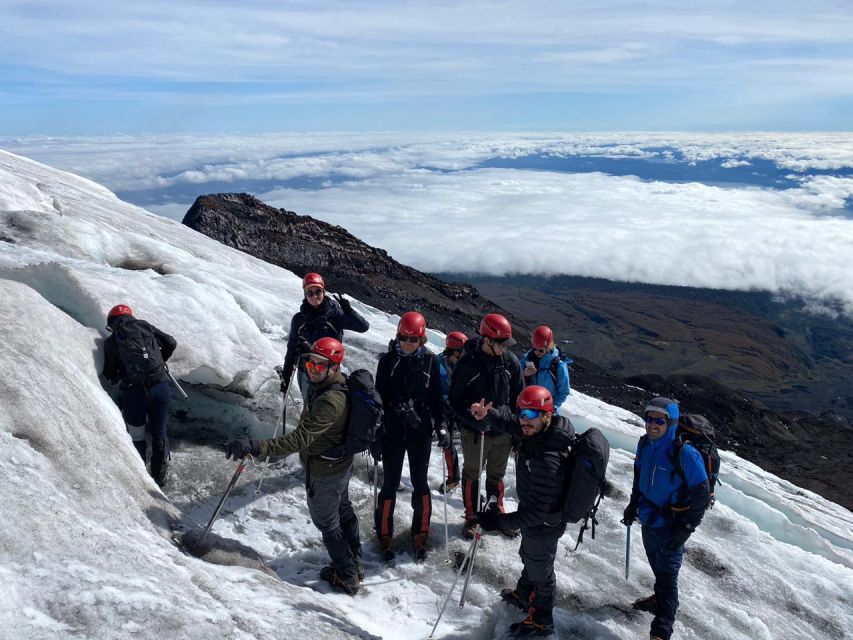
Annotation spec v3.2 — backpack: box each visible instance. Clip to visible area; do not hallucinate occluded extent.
[674,414,721,502]
[561,428,610,548]
[547,349,573,392]
[321,369,383,458]
[114,319,166,386]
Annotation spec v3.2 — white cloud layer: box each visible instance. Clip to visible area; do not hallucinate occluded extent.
[4,132,853,315]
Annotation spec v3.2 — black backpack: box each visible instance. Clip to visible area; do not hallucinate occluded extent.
[675,414,721,503]
[114,319,166,386]
[321,369,383,458]
[561,428,610,548]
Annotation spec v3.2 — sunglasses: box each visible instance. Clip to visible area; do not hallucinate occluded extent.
[305,359,331,373]
[518,408,543,420]
[644,416,668,426]
[305,288,324,298]
[532,347,547,354]
[398,335,421,344]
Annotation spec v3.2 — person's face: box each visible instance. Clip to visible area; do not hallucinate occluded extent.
[305,355,335,382]
[482,337,508,357]
[531,344,550,357]
[519,409,551,437]
[398,335,421,355]
[304,286,325,307]
[644,411,669,440]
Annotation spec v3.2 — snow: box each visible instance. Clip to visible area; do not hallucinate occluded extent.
[1,148,852,640]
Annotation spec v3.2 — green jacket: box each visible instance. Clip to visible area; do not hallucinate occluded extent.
[260,370,352,478]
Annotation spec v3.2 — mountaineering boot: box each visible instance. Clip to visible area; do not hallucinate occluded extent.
[632,593,657,612]
[437,479,459,494]
[508,614,554,638]
[650,636,665,640]
[378,536,395,562]
[319,566,360,595]
[500,588,527,611]
[150,440,169,489]
[413,533,428,563]
[463,517,478,540]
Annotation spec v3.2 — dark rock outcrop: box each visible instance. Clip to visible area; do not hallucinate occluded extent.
[182,193,527,337]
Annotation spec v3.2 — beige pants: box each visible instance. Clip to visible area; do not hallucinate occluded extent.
[460,429,512,485]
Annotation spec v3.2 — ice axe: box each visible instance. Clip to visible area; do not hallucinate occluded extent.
[625,523,632,580]
[200,454,250,545]
[165,365,188,400]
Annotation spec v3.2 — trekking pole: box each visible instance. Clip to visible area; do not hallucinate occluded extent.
[256,378,289,495]
[165,365,188,400]
[428,533,479,639]
[372,458,379,514]
[442,449,449,562]
[459,496,495,609]
[625,524,632,580]
[201,455,250,544]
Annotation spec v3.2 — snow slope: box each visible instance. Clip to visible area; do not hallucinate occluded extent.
[0,149,852,640]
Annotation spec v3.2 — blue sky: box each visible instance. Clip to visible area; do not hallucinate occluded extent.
[1,1,852,134]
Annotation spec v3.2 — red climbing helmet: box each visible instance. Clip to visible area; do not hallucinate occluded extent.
[310,337,345,364]
[302,273,325,290]
[107,304,133,323]
[531,325,554,349]
[479,313,515,344]
[445,331,468,350]
[398,311,427,337]
[517,385,554,413]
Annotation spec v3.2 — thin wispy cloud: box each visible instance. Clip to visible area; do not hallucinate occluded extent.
[1,2,852,131]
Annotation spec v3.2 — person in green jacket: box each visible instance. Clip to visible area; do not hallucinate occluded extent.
[227,337,362,594]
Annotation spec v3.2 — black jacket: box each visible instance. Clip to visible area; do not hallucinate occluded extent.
[448,337,523,437]
[499,415,575,532]
[282,296,369,383]
[102,316,177,388]
[375,345,444,442]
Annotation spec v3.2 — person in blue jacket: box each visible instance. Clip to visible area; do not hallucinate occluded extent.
[622,397,711,640]
[518,326,570,412]
[435,331,467,493]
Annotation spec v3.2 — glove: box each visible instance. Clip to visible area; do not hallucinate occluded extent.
[621,503,637,527]
[436,428,450,449]
[225,439,261,460]
[334,293,352,314]
[280,379,290,394]
[296,337,312,355]
[476,506,500,532]
[369,438,383,463]
[666,523,694,550]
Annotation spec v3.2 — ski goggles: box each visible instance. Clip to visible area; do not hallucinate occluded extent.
[304,359,331,373]
[518,408,544,420]
[644,415,668,425]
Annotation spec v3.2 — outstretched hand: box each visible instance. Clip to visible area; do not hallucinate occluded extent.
[225,439,261,461]
[470,398,492,421]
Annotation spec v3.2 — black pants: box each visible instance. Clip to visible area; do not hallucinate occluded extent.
[120,380,171,482]
[515,524,566,626]
[376,434,432,537]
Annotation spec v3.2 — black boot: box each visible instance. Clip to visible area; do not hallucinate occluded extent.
[500,588,528,611]
[319,566,360,595]
[632,593,657,613]
[150,439,169,488]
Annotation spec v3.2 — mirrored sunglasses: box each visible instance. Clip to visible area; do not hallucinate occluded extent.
[305,360,330,373]
[518,408,543,420]
[644,415,667,425]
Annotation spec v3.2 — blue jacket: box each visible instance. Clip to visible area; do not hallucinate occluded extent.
[437,353,453,400]
[518,347,570,410]
[634,425,709,530]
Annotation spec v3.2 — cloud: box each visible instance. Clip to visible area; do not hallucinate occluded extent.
[5,132,853,315]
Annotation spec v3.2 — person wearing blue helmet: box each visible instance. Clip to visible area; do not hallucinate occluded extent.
[622,397,711,640]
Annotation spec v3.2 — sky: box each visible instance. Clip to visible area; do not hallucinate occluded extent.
[1,1,853,134]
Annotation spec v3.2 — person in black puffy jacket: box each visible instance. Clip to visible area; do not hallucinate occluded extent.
[281,272,369,399]
[448,313,523,539]
[373,312,444,563]
[476,386,574,638]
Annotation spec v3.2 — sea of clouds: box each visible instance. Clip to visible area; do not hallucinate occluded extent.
[3,132,853,316]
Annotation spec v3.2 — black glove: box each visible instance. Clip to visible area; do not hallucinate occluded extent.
[225,439,261,460]
[436,427,451,449]
[621,503,637,527]
[476,506,501,532]
[666,524,693,550]
[275,365,290,393]
[334,293,352,314]
[296,337,312,355]
[369,437,383,463]
[280,379,290,394]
